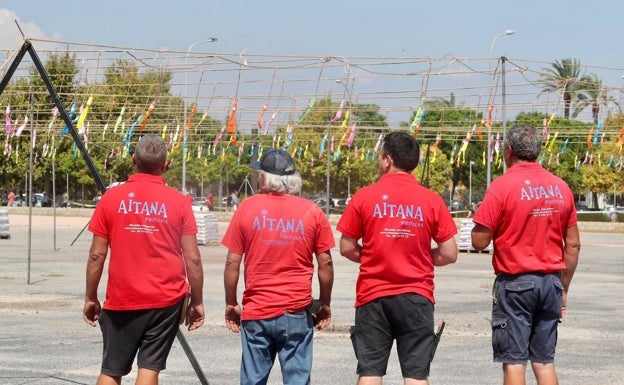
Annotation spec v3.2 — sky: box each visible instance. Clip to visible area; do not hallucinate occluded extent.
[1,1,624,127]
[2,1,622,66]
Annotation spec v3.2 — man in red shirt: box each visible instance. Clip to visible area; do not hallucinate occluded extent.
[222,149,334,385]
[337,131,458,385]
[472,124,581,385]
[83,134,205,385]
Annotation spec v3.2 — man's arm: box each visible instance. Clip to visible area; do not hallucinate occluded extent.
[560,225,580,291]
[432,237,458,266]
[471,223,493,251]
[224,250,243,333]
[560,224,581,319]
[83,235,108,327]
[339,235,362,263]
[181,234,205,331]
[314,250,334,330]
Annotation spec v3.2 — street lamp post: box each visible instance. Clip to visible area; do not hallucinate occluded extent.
[182,38,217,195]
[486,29,515,189]
[469,161,475,206]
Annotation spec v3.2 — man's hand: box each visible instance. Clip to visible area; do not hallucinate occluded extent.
[185,303,205,331]
[313,304,332,330]
[225,304,242,333]
[560,291,568,319]
[83,299,101,327]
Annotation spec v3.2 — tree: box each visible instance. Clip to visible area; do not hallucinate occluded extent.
[538,58,584,119]
[573,73,620,123]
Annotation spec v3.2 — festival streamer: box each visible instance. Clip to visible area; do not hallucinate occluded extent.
[296,98,316,125]
[432,133,442,150]
[5,105,11,134]
[213,125,227,147]
[547,132,559,153]
[263,111,277,135]
[60,103,76,138]
[319,133,328,158]
[593,121,602,146]
[283,124,294,149]
[257,102,268,129]
[113,106,125,134]
[561,139,569,154]
[139,100,156,131]
[122,114,142,148]
[586,126,594,148]
[546,112,556,128]
[76,96,93,132]
[227,101,237,133]
[374,133,383,153]
[617,124,624,146]
[345,123,356,147]
[409,98,426,136]
[194,113,207,131]
[330,100,345,122]
[477,115,485,140]
[186,103,198,130]
[229,132,237,147]
[172,124,180,148]
[14,115,28,137]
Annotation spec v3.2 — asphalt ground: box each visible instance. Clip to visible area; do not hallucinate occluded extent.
[0,212,622,385]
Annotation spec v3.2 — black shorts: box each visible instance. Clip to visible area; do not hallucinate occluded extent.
[350,293,435,379]
[491,272,563,364]
[98,300,183,376]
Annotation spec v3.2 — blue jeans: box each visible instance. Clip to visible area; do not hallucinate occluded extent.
[240,311,314,385]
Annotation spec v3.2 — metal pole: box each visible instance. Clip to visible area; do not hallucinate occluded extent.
[27,90,33,284]
[325,124,331,215]
[501,56,508,173]
[487,30,515,188]
[469,161,474,206]
[183,38,217,195]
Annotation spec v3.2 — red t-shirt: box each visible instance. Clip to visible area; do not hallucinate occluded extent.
[336,173,457,307]
[473,163,577,275]
[88,174,197,310]
[221,193,335,321]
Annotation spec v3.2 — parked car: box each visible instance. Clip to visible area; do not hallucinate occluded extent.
[16,193,43,207]
[449,200,466,211]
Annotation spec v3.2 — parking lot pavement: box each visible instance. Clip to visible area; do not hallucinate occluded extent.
[0,214,622,384]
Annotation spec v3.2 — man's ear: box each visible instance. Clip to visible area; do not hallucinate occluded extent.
[132,154,136,165]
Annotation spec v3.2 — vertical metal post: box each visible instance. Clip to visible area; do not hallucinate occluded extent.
[27,90,33,284]
[501,56,508,173]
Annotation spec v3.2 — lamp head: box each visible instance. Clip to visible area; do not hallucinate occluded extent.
[504,30,515,36]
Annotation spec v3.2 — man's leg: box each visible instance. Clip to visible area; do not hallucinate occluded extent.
[404,378,428,385]
[135,368,159,385]
[503,363,527,385]
[357,375,382,385]
[96,374,121,385]
[531,362,558,385]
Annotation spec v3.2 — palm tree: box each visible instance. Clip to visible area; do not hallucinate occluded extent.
[538,58,583,119]
[573,73,620,123]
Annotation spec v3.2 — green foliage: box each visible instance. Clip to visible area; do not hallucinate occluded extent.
[538,58,584,119]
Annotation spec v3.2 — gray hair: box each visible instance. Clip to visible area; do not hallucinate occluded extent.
[260,170,302,195]
[504,124,542,161]
[134,134,168,173]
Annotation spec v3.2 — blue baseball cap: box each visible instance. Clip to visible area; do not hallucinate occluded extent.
[250,149,296,176]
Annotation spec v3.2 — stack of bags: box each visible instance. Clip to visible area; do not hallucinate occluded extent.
[194,213,219,245]
[0,210,10,239]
